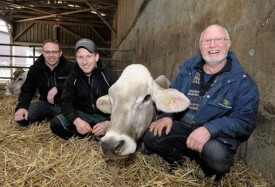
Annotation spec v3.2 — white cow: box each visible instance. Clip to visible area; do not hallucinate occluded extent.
[4,70,28,96]
[96,64,190,157]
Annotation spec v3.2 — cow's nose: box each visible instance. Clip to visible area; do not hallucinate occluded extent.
[113,140,125,152]
[101,139,125,155]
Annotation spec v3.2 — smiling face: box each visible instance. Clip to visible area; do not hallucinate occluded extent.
[199,25,231,66]
[76,47,99,76]
[43,42,62,67]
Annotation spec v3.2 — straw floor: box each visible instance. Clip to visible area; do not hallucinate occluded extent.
[0,93,271,187]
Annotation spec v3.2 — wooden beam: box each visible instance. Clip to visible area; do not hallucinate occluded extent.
[16,8,92,23]
[88,25,109,46]
[16,14,57,23]
[86,1,116,34]
[59,25,109,48]
[0,0,51,15]
[59,8,92,16]
[65,0,117,7]
[7,24,13,39]
[28,20,105,28]
[59,25,82,39]
[14,23,34,40]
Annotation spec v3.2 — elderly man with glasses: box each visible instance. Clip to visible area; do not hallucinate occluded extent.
[14,39,73,126]
[143,24,259,180]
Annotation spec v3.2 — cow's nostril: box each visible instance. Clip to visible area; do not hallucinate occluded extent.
[114,140,125,151]
[101,139,125,155]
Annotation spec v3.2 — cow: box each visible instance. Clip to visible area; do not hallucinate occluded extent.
[96,64,190,158]
[4,69,28,96]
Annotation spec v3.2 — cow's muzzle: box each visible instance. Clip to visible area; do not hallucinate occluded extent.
[101,138,125,156]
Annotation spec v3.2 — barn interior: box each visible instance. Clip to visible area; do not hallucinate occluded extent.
[0,0,274,186]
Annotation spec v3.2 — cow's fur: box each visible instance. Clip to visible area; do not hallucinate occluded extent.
[96,64,190,157]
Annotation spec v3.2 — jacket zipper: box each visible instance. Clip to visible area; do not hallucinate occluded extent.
[89,77,96,111]
[53,71,57,86]
[49,71,54,87]
[45,72,50,87]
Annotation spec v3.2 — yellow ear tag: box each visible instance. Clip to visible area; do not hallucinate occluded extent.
[166,98,174,105]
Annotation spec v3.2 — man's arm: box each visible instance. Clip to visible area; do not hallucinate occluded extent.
[60,74,79,123]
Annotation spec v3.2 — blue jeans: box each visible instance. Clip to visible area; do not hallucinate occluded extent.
[143,120,234,175]
[17,100,60,126]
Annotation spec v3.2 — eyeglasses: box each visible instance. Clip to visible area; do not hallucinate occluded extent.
[199,38,230,45]
[43,51,60,55]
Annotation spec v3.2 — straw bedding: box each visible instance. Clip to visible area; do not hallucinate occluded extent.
[0,93,271,187]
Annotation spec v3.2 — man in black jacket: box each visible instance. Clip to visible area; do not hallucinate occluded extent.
[14,39,74,126]
[50,38,119,140]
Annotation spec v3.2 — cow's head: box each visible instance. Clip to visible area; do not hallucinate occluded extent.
[4,70,27,96]
[96,64,190,157]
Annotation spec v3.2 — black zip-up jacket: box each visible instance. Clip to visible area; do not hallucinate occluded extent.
[16,54,74,111]
[61,59,119,123]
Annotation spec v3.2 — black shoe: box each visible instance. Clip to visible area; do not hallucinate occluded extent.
[214,173,225,181]
[166,158,186,174]
[203,172,225,181]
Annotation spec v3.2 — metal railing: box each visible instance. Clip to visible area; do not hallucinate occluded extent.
[0,43,134,80]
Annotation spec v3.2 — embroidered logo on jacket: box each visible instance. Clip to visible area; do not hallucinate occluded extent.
[219,99,232,109]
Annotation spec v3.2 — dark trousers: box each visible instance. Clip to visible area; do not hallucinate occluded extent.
[50,111,107,140]
[17,100,60,126]
[143,120,234,175]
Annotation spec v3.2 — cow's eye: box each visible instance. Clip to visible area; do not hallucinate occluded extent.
[143,94,151,102]
[18,78,23,81]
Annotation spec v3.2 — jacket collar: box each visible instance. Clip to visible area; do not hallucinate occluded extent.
[195,58,232,74]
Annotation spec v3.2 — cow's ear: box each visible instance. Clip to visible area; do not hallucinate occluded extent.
[96,95,112,114]
[155,75,170,89]
[152,83,190,113]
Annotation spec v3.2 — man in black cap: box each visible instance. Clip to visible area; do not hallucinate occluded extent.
[50,38,119,140]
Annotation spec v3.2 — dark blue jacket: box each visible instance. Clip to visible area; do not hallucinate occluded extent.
[170,51,259,151]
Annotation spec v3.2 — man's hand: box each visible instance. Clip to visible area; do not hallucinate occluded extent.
[73,118,93,135]
[186,126,211,153]
[14,108,28,121]
[149,117,173,137]
[47,87,58,104]
[92,121,110,136]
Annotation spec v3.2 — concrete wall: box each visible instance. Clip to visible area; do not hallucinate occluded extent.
[111,0,275,180]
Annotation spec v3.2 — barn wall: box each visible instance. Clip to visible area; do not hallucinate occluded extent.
[112,0,145,48]
[112,0,275,180]
[12,22,109,58]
